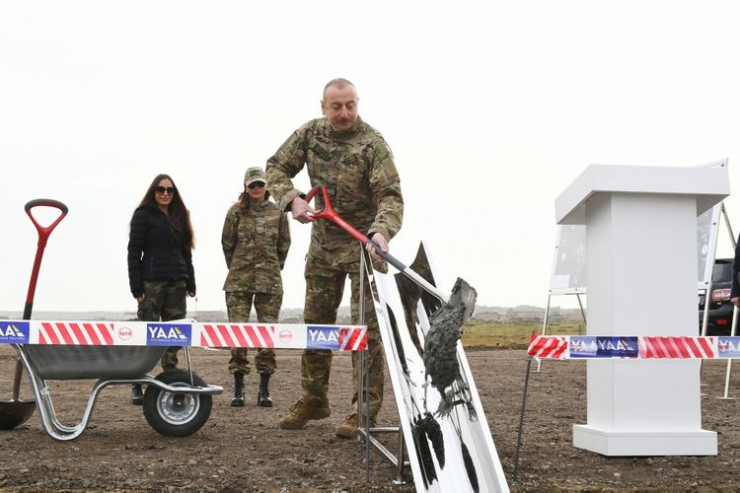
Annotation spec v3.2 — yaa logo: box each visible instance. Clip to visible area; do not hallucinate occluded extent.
[146,323,192,346]
[570,336,598,358]
[718,337,740,358]
[595,336,638,358]
[570,336,638,358]
[307,326,340,350]
[0,322,29,344]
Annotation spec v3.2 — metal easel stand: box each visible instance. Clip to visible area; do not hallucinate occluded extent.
[356,250,408,485]
[719,305,739,400]
[537,291,586,373]
[714,202,738,400]
[513,355,535,483]
[700,202,726,337]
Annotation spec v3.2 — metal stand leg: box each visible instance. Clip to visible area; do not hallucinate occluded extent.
[364,348,371,483]
[720,305,739,400]
[393,426,406,484]
[358,252,371,482]
[536,296,552,373]
[356,251,409,485]
[514,356,534,482]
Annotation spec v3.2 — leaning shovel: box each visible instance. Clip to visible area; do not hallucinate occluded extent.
[0,199,68,430]
[305,185,476,314]
[304,186,477,396]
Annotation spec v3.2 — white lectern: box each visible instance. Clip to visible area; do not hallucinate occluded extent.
[555,164,729,456]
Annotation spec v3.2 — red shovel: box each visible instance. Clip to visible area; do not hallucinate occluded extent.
[304,185,477,396]
[305,185,479,408]
[304,185,477,319]
[0,199,68,430]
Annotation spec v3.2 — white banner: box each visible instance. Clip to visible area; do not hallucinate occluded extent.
[0,319,367,351]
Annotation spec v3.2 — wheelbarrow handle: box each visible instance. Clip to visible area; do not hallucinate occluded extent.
[305,185,449,304]
[23,199,69,319]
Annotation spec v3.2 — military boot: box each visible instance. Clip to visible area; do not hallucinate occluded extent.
[257,373,273,407]
[230,372,245,407]
[130,384,143,405]
[278,397,331,429]
[336,413,376,439]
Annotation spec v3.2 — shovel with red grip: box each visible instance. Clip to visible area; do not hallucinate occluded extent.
[304,185,475,317]
[0,199,68,430]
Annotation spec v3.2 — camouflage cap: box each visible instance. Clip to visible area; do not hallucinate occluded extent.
[244,166,267,187]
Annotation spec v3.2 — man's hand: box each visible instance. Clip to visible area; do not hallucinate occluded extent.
[367,233,388,263]
[290,197,317,224]
[732,296,740,308]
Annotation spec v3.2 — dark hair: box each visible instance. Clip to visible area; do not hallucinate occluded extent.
[137,173,195,249]
[238,185,271,216]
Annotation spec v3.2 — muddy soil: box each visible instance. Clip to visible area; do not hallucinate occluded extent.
[1,345,739,492]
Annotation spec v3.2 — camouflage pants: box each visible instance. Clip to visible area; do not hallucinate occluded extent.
[301,257,384,417]
[225,291,281,375]
[138,279,187,370]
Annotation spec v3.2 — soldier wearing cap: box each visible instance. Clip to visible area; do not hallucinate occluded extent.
[222,166,291,407]
[266,78,403,438]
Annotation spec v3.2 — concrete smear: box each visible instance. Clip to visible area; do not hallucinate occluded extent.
[422,277,477,399]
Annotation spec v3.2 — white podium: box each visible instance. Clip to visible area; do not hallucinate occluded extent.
[555,164,730,456]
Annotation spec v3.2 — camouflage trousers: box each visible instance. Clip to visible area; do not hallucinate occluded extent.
[301,257,384,417]
[225,291,281,375]
[138,279,187,370]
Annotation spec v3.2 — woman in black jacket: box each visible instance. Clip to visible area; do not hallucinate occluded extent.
[127,173,196,404]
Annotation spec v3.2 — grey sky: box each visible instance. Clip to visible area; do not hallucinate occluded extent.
[1,1,739,313]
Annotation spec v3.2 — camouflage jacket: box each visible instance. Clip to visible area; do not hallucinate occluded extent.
[266,116,403,266]
[221,198,291,294]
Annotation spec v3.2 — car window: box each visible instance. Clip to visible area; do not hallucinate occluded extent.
[712,263,733,283]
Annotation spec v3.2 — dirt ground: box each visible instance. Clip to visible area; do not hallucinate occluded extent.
[1,344,740,492]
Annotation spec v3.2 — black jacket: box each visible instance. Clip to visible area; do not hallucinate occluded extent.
[127,205,196,298]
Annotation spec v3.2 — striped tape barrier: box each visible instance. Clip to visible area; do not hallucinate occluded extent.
[527,333,740,359]
[0,320,367,351]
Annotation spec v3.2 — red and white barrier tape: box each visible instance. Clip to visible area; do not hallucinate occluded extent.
[0,320,367,351]
[527,333,740,359]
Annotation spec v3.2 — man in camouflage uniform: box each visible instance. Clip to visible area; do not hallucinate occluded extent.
[266,78,403,438]
[222,166,291,407]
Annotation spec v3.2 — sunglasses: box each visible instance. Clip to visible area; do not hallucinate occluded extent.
[155,186,175,195]
[248,181,266,190]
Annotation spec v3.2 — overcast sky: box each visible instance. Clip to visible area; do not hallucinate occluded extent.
[2,1,740,315]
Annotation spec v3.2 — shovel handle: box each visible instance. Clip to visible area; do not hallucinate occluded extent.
[23,199,68,319]
[25,199,68,239]
[1,200,62,419]
[305,186,449,303]
[305,185,379,246]
[11,359,24,401]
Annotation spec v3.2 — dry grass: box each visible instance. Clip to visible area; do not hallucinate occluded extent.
[461,321,587,348]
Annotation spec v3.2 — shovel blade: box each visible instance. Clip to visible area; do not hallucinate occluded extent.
[0,399,35,430]
[452,277,478,325]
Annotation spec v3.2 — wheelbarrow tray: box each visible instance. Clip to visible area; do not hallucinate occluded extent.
[24,345,167,380]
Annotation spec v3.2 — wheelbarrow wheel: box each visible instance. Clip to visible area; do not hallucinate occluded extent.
[142,369,212,437]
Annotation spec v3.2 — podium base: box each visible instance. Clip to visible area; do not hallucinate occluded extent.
[573,425,717,456]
